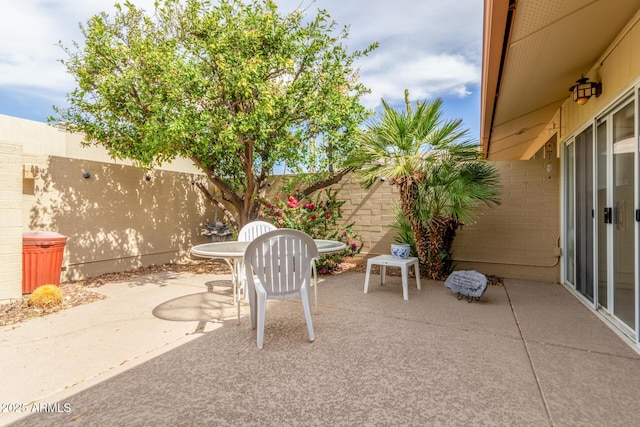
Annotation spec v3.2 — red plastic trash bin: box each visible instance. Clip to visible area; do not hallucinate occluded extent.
[22,231,68,294]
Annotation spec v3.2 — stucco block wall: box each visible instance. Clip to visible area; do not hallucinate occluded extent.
[0,142,23,300]
[1,113,561,300]
[326,178,401,257]
[452,159,560,282]
[0,115,213,301]
[27,156,213,281]
[324,159,560,283]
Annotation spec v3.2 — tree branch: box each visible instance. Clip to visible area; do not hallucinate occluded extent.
[195,182,238,230]
[189,156,243,214]
[300,166,356,196]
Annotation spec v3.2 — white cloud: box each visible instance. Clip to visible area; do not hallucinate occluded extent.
[359,52,480,107]
[0,2,65,88]
[0,0,156,93]
[0,0,482,124]
[281,0,483,107]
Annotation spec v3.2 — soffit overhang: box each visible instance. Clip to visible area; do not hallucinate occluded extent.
[481,0,640,160]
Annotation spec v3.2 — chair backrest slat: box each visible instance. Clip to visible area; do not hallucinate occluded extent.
[238,221,277,242]
[245,229,318,297]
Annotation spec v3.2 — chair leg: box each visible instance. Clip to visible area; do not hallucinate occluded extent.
[312,260,318,312]
[220,258,236,305]
[238,261,246,299]
[300,286,315,343]
[249,283,257,330]
[364,260,372,294]
[401,264,409,300]
[235,261,242,322]
[257,293,267,349]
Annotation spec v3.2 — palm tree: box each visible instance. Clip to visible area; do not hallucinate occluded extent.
[349,91,500,279]
[411,153,501,279]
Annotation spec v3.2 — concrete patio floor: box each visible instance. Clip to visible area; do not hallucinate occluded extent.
[2,269,640,426]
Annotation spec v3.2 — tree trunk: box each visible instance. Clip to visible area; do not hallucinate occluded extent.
[426,216,459,280]
[412,221,430,274]
[398,178,429,275]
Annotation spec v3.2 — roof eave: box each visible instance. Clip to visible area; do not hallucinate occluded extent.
[481,0,514,158]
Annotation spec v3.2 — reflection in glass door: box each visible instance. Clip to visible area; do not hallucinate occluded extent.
[594,99,636,331]
[612,102,635,329]
[596,121,608,309]
[565,126,595,301]
[575,127,594,301]
[566,95,638,337]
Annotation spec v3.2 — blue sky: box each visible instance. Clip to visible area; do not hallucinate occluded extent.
[0,0,483,139]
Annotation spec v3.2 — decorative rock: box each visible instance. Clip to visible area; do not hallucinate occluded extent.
[444,270,488,302]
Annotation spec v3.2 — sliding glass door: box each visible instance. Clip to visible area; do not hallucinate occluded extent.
[566,96,637,336]
[575,127,594,301]
[594,98,636,331]
[611,101,636,329]
[565,127,594,301]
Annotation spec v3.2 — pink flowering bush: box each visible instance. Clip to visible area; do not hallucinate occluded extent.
[260,189,362,273]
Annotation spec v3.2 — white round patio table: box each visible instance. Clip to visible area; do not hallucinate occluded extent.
[191,239,346,318]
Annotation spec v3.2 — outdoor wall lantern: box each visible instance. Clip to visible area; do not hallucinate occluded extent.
[145,174,152,181]
[569,75,601,105]
[82,172,91,179]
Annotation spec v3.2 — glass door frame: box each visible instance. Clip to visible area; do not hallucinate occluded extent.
[628,93,639,341]
[601,96,638,336]
[562,124,598,307]
[561,88,640,345]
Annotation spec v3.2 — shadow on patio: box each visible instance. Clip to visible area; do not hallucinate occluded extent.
[2,270,640,426]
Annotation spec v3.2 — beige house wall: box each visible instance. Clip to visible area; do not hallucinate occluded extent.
[451,159,560,282]
[561,10,640,139]
[538,9,640,289]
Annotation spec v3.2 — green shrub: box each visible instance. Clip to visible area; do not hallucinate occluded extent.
[260,188,362,273]
[393,208,417,257]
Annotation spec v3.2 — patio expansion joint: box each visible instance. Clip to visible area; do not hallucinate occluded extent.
[518,337,640,361]
[504,283,554,427]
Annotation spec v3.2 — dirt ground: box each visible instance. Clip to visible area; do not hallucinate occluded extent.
[0,260,233,327]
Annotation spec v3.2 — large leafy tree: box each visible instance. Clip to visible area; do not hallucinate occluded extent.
[51,0,376,228]
[349,91,501,279]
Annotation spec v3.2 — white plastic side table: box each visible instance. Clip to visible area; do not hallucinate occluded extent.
[363,255,421,300]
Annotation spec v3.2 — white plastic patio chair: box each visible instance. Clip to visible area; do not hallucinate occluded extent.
[238,220,277,242]
[237,221,277,301]
[244,229,318,349]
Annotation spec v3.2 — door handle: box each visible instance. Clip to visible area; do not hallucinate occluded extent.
[604,207,612,224]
